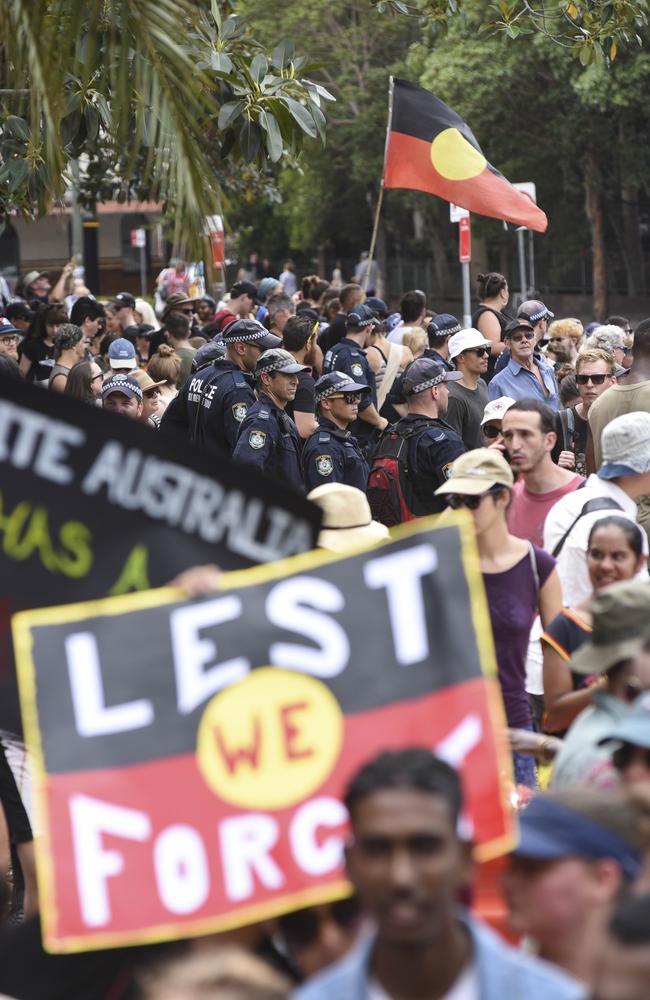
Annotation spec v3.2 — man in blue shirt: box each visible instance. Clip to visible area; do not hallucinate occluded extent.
[488,318,560,410]
[294,749,585,1000]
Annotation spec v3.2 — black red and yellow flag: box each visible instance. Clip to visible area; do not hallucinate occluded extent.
[384,79,547,232]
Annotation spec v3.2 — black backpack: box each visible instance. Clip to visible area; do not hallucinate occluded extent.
[367,419,434,527]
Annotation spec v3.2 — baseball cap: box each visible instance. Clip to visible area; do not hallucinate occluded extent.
[598,411,650,480]
[570,580,650,676]
[258,277,282,302]
[110,292,137,311]
[448,328,492,361]
[222,318,281,350]
[504,318,535,338]
[4,302,32,323]
[428,313,461,337]
[23,270,47,288]
[108,337,138,369]
[315,371,371,403]
[347,304,377,329]
[481,396,516,426]
[255,348,308,378]
[402,357,463,396]
[599,691,650,750]
[435,448,514,496]
[517,299,554,324]
[192,341,226,372]
[101,374,143,400]
[0,317,19,336]
[512,794,642,879]
[230,280,260,304]
[365,297,389,319]
[131,369,166,393]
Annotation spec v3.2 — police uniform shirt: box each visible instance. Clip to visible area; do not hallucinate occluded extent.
[160,358,254,453]
[399,414,466,514]
[322,338,377,409]
[233,392,304,492]
[302,417,369,492]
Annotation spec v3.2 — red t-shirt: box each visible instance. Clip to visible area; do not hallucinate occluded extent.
[508,474,584,547]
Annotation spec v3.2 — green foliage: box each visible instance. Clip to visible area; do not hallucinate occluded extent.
[0,0,332,250]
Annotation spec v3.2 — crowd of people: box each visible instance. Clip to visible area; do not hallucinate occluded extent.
[1,259,650,998]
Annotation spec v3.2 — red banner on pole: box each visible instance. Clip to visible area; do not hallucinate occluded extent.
[459,216,471,263]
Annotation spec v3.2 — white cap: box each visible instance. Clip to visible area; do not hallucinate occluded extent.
[448,328,492,361]
[599,412,650,479]
[481,396,516,426]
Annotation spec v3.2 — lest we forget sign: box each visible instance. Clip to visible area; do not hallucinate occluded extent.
[13,516,515,953]
[0,373,320,731]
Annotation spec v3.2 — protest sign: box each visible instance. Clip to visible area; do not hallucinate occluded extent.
[0,373,319,732]
[13,515,514,953]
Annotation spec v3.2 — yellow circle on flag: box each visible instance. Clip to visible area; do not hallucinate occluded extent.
[196,667,344,810]
[430,128,487,181]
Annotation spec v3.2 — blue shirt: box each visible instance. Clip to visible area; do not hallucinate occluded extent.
[488,355,559,410]
[293,910,586,1000]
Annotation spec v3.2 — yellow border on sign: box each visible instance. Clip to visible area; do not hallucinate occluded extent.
[11,512,515,951]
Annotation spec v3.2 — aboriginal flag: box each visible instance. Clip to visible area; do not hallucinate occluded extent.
[384,79,547,232]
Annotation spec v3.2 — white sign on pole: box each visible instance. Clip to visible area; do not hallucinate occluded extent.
[130,228,146,249]
[449,203,470,223]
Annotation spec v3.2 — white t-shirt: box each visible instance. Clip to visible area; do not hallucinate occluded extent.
[543,473,649,605]
[368,962,479,1000]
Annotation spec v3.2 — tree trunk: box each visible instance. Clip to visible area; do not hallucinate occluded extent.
[620,183,645,295]
[584,154,608,320]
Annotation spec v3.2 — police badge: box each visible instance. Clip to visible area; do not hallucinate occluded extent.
[351,363,363,378]
[249,429,266,449]
[232,402,248,423]
[315,454,334,477]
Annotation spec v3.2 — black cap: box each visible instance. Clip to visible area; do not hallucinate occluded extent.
[402,357,464,396]
[315,371,372,403]
[505,317,535,337]
[192,341,226,372]
[347,304,377,329]
[230,280,260,304]
[365,297,389,319]
[517,299,554,324]
[428,313,461,337]
[111,292,137,311]
[222,318,281,350]
[254,348,309,378]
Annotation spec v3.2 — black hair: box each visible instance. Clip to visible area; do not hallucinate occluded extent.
[477,272,507,300]
[69,296,105,326]
[588,516,644,559]
[609,894,650,945]
[427,324,451,350]
[559,373,579,407]
[507,398,556,436]
[344,749,462,825]
[400,290,426,323]
[632,318,650,359]
[282,315,314,352]
[606,315,630,330]
[165,313,190,340]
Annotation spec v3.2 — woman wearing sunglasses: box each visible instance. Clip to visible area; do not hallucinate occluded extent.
[436,449,562,787]
[541,516,645,735]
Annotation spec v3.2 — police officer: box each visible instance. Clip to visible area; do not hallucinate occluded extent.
[233,348,307,492]
[160,319,280,453]
[384,356,466,515]
[302,372,371,491]
[322,304,387,439]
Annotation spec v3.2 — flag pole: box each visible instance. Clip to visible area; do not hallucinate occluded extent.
[363,77,394,294]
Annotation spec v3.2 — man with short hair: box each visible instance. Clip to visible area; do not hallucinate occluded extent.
[160,318,280,453]
[503,399,583,547]
[302,372,370,491]
[101,373,143,419]
[108,292,138,331]
[233,348,306,491]
[266,292,296,338]
[553,348,616,476]
[544,412,650,604]
[295,748,585,1000]
[283,314,318,439]
[4,302,32,333]
[446,329,492,449]
[228,280,259,319]
[165,313,195,387]
[488,318,560,409]
[387,288,428,344]
[0,318,20,361]
[318,282,364,353]
[589,319,650,544]
[322,304,387,437]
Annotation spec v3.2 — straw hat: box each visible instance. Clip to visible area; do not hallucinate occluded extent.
[308,483,390,552]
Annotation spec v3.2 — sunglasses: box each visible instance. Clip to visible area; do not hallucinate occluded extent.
[0,335,18,344]
[180,308,194,315]
[482,424,501,439]
[446,484,504,510]
[145,388,161,399]
[509,331,535,343]
[612,743,650,772]
[329,392,362,403]
[280,897,361,950]
[575,373,610,386]
[464,347,489,358]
